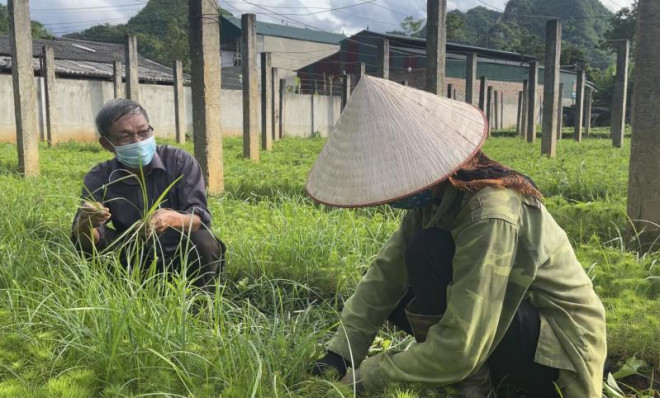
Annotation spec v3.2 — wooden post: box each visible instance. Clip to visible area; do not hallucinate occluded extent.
[447,83,453,99]
[425,0,447,95]
[272,67,280,141]
[611,39,629,148]
[377,40,389,79]
[125,34,140,103]
[113,61,123,98]
[173,59,185,144]
[486,86,493,136]
[516,90,523,136]
[556,83,564,140]
[42,46,56,147]
[478,76,487,111]
[9,0,39,176]
[341,73,351,110]
[260,52,272,151]
[189,0,223,193]
[279,78,286,139]
[527,61,538,143]
[241,14,259,160]
[574,66,585,142]
[465,52,477,105]
[627,0,660,251]
[584,86,593,136]
[541,19,561,157]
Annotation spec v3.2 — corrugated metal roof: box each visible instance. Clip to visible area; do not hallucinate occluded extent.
[0,35,177,83]
[222,16,345,45]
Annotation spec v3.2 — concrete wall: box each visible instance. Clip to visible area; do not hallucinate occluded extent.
[0,73,341,143]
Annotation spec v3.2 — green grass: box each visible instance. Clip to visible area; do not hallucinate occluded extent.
[0,136,657,397]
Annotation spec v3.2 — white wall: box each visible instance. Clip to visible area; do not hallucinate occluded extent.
[0,73,342,143]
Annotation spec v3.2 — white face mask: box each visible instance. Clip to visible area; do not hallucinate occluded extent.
[109,136,157,168]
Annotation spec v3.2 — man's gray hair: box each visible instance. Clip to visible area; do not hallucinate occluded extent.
[95,99,150,137]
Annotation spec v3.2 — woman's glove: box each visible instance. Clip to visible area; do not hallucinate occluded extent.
[310,351,352,380]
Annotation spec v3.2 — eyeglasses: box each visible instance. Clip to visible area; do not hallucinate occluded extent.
[108,126,154,146]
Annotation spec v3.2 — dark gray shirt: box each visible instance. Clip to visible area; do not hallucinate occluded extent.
[75,145,211,248]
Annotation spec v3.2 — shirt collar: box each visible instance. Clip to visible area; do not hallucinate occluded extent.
[422,185,461,229]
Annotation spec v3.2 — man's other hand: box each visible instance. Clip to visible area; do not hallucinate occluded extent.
[77,201,111,229]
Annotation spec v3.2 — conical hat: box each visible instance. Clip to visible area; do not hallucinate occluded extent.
[306,75,488,208]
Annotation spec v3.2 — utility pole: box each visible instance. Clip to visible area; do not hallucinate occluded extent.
[9,0,39,176]
[541,19,561,157]
[425,0,447,95]
[611,40,629,148]
[188,0,224,193]
[627,0,660,252]
[376,40,389,80]
[241,13,259,161]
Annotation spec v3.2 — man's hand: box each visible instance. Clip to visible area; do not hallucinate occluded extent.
[76,201,111,230]
[142,209,201,236]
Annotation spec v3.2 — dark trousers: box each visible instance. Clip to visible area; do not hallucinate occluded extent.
[101,227,225,291]
[387,228,559,397]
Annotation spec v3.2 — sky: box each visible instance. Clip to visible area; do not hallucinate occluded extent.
[0,0,636,37]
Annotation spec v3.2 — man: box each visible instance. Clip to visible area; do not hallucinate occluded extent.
[307,76,606,397]
[72,99,225,290]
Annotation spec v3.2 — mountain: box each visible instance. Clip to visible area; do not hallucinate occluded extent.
[65,0,232,70]
[417,0,613,69]
[0,3,52,39]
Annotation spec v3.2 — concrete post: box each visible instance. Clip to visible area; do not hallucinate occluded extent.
[125,35,140,103]
[541,19,561,157]
[9,0,39,176]
[425,0,447,95]
[173,60,185,144]
[611,39,629,148]
[241,14,259,160]
[377,40,389,79]
[41,46,56,147]
[465,53,477,105]
[272,67,280,141]
[113,61,123,98]
[478,76,487,111]
[500,91,504,129]
[574,67,585,142]
[341,73,351,110]
[516,91,523,136]
[279,78,286,138]
[585,87,593,136]
[188,0,224,193]
[310,89,315,136]
[521,80,529,139]
[527,61,538,143]
[357,62,366,84]
[493,90,499,130]
[260,52,272,151]
[447,83,453,99]
[486,86,493,136]
[327,74,333,97]
[556,83,564,140]
[627,0,660,251]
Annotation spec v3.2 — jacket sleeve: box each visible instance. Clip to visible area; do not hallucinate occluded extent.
[358,217,519,391]
[325,210,421,366]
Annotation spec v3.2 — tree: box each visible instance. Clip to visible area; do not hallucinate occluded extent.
[604,0,638,52]
[387,15,423,36]
[0,4,52,39]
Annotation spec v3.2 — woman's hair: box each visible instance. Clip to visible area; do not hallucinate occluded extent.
[448,151,543,199]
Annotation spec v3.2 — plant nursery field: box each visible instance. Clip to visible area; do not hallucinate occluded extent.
[0,134,658,397]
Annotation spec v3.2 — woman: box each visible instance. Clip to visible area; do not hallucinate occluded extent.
[306,76,606,397]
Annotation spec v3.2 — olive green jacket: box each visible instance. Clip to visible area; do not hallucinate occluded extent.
[327,186,607,397]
